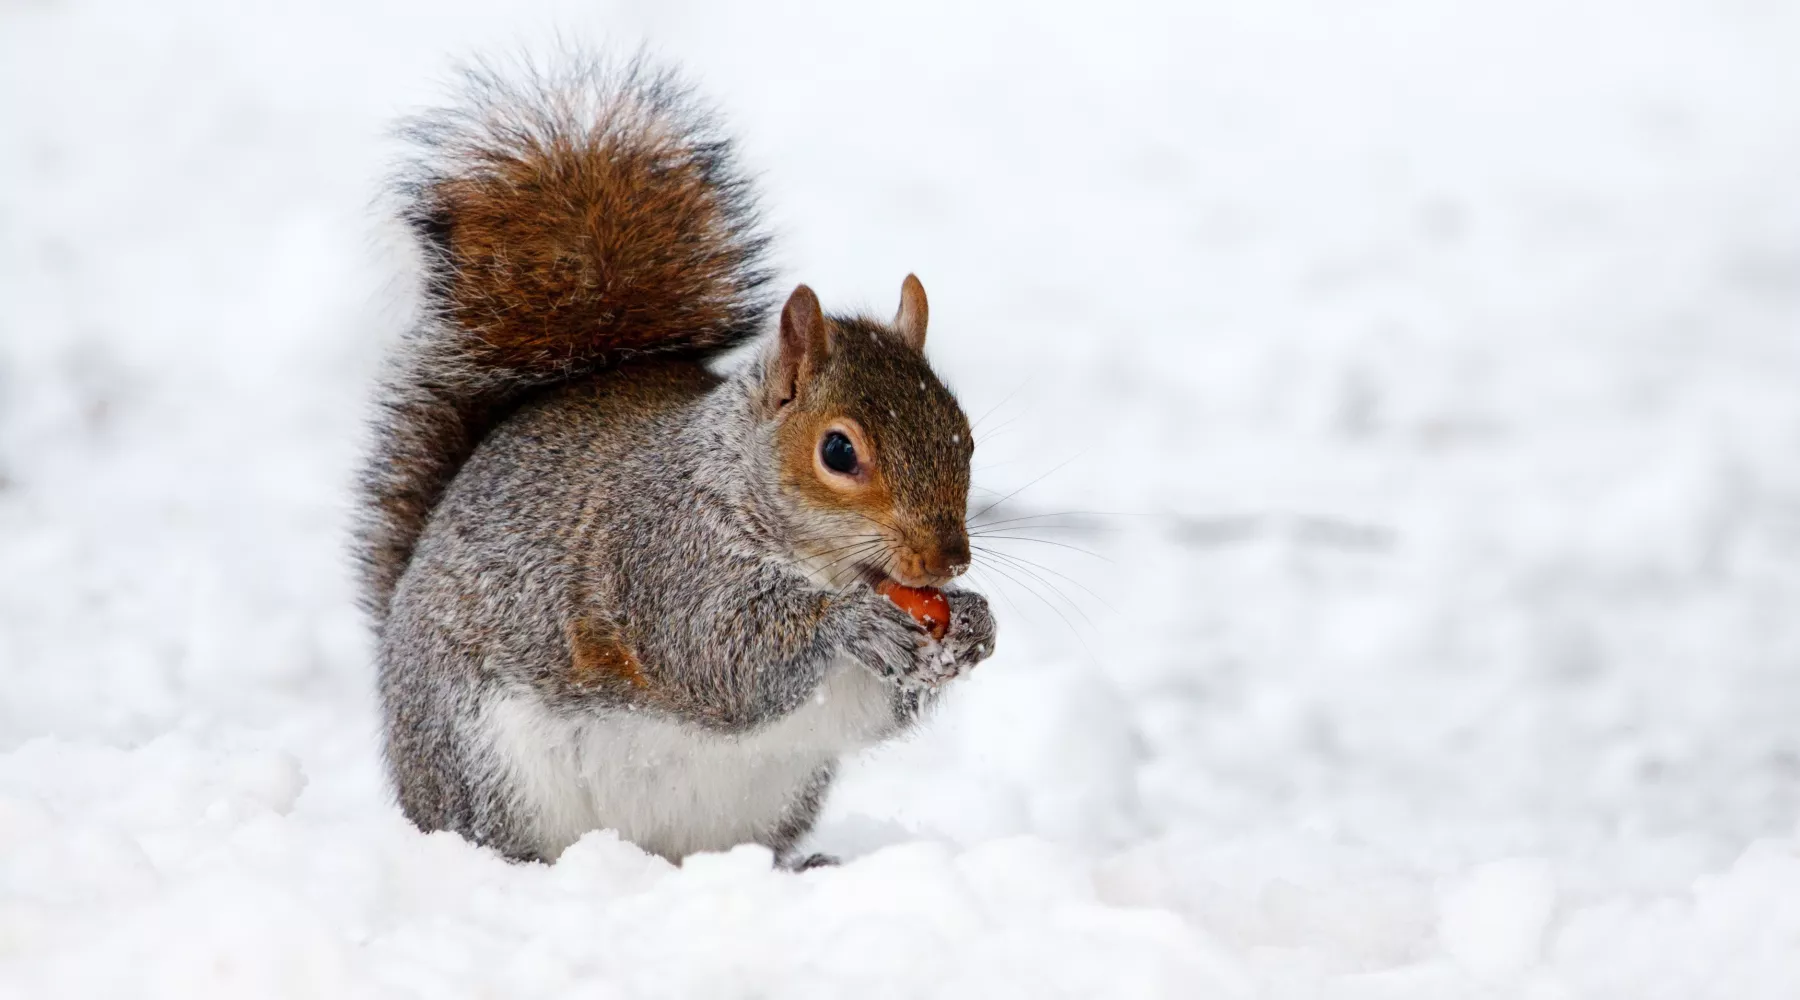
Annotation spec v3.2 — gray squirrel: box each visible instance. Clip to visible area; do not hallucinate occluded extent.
[354,57,996,867]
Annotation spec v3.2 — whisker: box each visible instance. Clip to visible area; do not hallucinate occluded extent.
[974,555,1102,666]
[973,547,1103,633]
[842,506,904,538]
[873,547,898,585]
[974,413,1026,444]
[791,531,884,549]
[970,377,1032,433]
[792,534,886,560]
[814,543,882,573]
[971,544,1115,614]
[815,539,889,578]
[965,533,1111,562]
[966,510,1120,531]
[966,452,1085,525]
[965,565,1028,621]
[808,546,884,573]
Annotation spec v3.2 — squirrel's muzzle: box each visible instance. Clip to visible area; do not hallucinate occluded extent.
[892,528,970,588]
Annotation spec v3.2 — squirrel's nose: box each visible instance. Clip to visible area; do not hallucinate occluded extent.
[925,531,971,581]
[893,527,970,587]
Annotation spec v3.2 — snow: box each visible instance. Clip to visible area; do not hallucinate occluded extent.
[3,0,1800,996]
[1437,858,1557,978]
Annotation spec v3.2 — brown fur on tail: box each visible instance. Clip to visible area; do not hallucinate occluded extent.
[356,56,774,623]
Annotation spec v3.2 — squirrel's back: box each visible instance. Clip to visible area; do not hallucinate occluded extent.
[356,56,774,625]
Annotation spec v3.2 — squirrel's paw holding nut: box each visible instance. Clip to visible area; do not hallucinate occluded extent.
[847,588,995,691]
[887,589,997,691]
[936,589,996,680]
[840,593,935,687]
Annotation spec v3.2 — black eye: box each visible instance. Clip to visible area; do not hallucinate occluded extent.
[820,431,858,474]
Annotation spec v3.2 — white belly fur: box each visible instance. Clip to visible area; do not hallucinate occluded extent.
[477,658,896,861]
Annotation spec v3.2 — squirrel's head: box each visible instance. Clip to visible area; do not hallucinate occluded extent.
[762,276,973,590]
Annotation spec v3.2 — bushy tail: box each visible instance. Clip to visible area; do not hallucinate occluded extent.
[356,56,774,624]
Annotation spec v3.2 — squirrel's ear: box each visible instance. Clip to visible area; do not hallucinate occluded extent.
[770,284,829,412]
[893,274,928,353]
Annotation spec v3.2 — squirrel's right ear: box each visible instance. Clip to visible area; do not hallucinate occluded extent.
[893,274,928,353]
[768,284,829,412]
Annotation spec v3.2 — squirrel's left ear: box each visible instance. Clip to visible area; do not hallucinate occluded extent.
[769,284,830,413]
[893,274,928,353]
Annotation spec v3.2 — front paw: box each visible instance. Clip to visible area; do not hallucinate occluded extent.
[837,591,934,688]
[939,589,996,678]
[877,589,997,691]
[839,588,996,692]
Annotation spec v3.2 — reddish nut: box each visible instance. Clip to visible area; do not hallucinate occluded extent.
[875,579,950,641]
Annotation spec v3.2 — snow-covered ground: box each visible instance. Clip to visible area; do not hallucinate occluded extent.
[4,0,1800,996]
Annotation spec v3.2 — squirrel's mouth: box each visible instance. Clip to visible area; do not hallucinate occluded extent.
[852,561,896,591]
[853,558,952,592]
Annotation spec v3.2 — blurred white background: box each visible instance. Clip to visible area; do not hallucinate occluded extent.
[3,1,1799,996]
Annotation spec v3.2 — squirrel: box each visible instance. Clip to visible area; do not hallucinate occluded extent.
[354,57,996,868]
